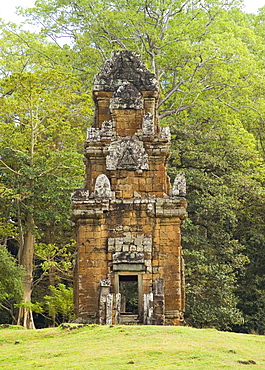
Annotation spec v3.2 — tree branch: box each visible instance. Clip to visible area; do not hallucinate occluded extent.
[158,80,187,108]
[100,27,127,49]
[0,159,21,176]
[159,104,198,119]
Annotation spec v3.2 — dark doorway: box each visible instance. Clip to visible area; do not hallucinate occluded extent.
[119,275,138,314]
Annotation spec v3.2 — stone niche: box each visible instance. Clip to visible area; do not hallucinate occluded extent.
[71,50,187,325]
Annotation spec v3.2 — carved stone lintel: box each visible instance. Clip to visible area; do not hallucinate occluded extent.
[108,234,152,253]
[113,252,144,263]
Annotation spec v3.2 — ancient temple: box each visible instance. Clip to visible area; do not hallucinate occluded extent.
[71,50,187,325]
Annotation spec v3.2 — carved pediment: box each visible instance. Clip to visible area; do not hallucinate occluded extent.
[93,174,112,198]
[106,137,148,171]
[117,146,138,169]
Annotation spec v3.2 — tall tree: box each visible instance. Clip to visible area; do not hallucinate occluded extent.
[0,29,89,327]
[167,117,264,329]
[8,0,265,330]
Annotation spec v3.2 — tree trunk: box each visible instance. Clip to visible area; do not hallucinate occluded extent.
[46,225,56,326]
[49,265,56,326]
[17,212,36,329]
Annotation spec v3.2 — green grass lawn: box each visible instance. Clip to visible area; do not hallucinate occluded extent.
[0,325,264,369]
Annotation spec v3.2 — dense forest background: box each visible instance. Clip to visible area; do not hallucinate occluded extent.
[0,0,265,333]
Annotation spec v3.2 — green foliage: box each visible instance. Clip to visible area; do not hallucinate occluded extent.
[0,183,18,242]
[0,246,24,302]
[168,115,265,330]
[0,28,90,325]
[184,248,244,330]
[1,0,265,332]
[44,284,74,323]
[119,280,138,314]
[16,300,44,314]
[35,242,74,279]
[234,204,265,334]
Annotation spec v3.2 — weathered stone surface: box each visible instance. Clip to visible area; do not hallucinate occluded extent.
[172,173,186,197]
[106,137,149,171]
[72,50,187,326]
[160,126,171,141]
[115,293,121,324]
[142,112,154,136]
[153,278,164,295]
[106,294,113,325]
[94,50,158,92]
[144,293,153,325]
[87,127,100,141]
[71,188,89,201]
[101,120,113,136]
[113,251,144,264]
[93,174,112,198]
[110,82,144,110]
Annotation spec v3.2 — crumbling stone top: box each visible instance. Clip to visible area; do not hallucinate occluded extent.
[94,50,158,92]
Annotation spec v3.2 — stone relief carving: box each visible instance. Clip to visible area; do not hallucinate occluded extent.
[142,112,154,136]
[113,252,144,264]
[144,293,153,325]
[108,233,152,253]
[87,127,100,141]
[109,233,152,273]
[87,122,114,141]
[160,126,171,141]
[94,174,112,198]
[100,279,111,287]
[71,188,89,201]
[94,50,158,92]
[101,120,113,136]
[172,173,186,197]
[73,50,187,326]
[106,137,149,170]
[110,82,144,110]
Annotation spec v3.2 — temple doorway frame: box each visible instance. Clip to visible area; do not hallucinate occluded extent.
[114,272,143,320]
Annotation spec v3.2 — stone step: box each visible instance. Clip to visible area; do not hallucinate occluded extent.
[120,314,140,325]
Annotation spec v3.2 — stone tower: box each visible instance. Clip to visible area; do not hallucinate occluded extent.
[71,50,187,325]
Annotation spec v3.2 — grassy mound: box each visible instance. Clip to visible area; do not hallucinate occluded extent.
[0,325,264,369]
